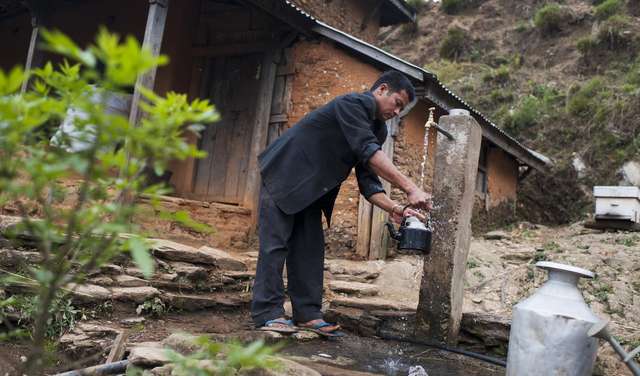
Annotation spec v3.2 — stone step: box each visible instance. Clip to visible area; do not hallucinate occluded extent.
[163,292,250,311]
[151,239,246,271]
[328,280,379,296]
[330,296,417,312]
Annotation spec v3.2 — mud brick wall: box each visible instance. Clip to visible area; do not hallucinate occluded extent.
[391,101,437,203]
[288,39,381,256]
[289,0,380,43]
[486,147,518,207]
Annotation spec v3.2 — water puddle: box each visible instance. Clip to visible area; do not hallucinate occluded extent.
[281,336,504,376]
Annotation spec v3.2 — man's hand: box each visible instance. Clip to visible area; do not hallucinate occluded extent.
[390,207,425,224]
[407,188,432,211]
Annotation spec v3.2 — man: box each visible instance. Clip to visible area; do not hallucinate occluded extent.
[251,70,431,336]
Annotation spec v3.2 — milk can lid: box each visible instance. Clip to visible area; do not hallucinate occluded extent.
[536,261,595,279]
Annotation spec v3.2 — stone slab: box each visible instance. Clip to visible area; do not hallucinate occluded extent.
[110,286,159,303]
[164,292,249,311]
[328,280,379,296]
[128,346,169,367]
[330,296,416,312]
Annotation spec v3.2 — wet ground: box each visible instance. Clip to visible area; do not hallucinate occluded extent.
[282,336,504,376]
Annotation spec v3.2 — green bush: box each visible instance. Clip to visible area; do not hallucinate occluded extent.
[566,78,610,117]
[0,28,218,374]
[439,27,468,60]
[594,0,625,20]
[441,0,469,14]
[576,36,599,55]
[534,3,567,35]
[509,95,542,131]
[597,15,636,49]
[482,65,511,85]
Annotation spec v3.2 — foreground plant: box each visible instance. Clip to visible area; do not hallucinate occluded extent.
[0,28,218,374]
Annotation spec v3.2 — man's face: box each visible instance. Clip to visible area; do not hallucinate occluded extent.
[372,83,410,121]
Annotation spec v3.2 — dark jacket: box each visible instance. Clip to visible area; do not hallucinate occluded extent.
[258,91,387,224]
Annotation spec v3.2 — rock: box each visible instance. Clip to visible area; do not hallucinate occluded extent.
[75,323,120,337]
[110,286,159,303]
[291,330,320,341]
[128,346,169,367]
[330,296,417,312]
[325,260,383,280]
[162,332,200,354]
[121,317,146,327]
[619,160,640,186]
[88,276,114,286]
[0,215,22,233]
[125,267,145,278]
[484,230,509,240]
[198,246,247,271]
[501,251,533,261]
[471,297,483,304]
[113,274,149,287]
[164,292,249,311]
[97,264,124,275]
[151,239,246,271]
[460,312,511,348]
[0,249,43,267]
[328,280,379,296]
[224,271,254,280]
[241,357,321,376]
[67,283,111,304]
[148,364,174,376]
[170,261,209,281]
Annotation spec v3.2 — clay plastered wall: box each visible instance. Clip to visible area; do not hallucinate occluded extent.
[289,0,380,43]
[289,39,381,256]
[487,147,518,207]
[391,101,437,205]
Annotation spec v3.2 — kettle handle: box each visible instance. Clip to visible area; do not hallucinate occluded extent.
[385,222,401,241]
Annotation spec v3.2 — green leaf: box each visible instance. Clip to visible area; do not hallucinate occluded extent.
[127,237,155,278]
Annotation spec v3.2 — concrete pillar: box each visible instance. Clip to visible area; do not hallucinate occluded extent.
[415,111,482,344]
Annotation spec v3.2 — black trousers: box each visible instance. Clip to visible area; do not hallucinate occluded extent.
[250,184,325,327]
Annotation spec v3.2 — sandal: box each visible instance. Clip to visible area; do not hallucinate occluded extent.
[258,318,298,334]
[297,320,346,338]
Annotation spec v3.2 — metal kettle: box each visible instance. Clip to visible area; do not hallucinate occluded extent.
[386,215,432,253]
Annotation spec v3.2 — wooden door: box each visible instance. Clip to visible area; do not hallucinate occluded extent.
[193,53,263,204]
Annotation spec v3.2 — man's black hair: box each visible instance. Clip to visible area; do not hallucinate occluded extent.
[370,70,415,102]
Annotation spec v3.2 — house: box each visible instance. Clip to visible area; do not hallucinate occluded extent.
[0,0,549,258]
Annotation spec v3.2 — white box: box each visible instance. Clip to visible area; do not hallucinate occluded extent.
[593,186,640,223]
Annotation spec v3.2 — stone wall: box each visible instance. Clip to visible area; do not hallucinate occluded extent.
[289,0,380,43]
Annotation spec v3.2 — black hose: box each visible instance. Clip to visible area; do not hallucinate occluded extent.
[54,360,129,376]
[379,333,507,367]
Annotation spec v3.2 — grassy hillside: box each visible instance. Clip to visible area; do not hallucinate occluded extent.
[380,0,640,224]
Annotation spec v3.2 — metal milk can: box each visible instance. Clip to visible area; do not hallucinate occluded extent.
[506,261,599,376]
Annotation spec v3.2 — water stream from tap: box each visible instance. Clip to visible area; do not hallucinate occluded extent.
[420,108,436,230]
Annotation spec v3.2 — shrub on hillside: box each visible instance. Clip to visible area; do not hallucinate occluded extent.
[505,95,542,135]
[482,65,511,85]
[441,0,469,14]
[439,27,468,60]
[566,78,610,117]
[596,15,636,50]
[534,3,568,35]
[576,36,599,55]
[594,0,625,20]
